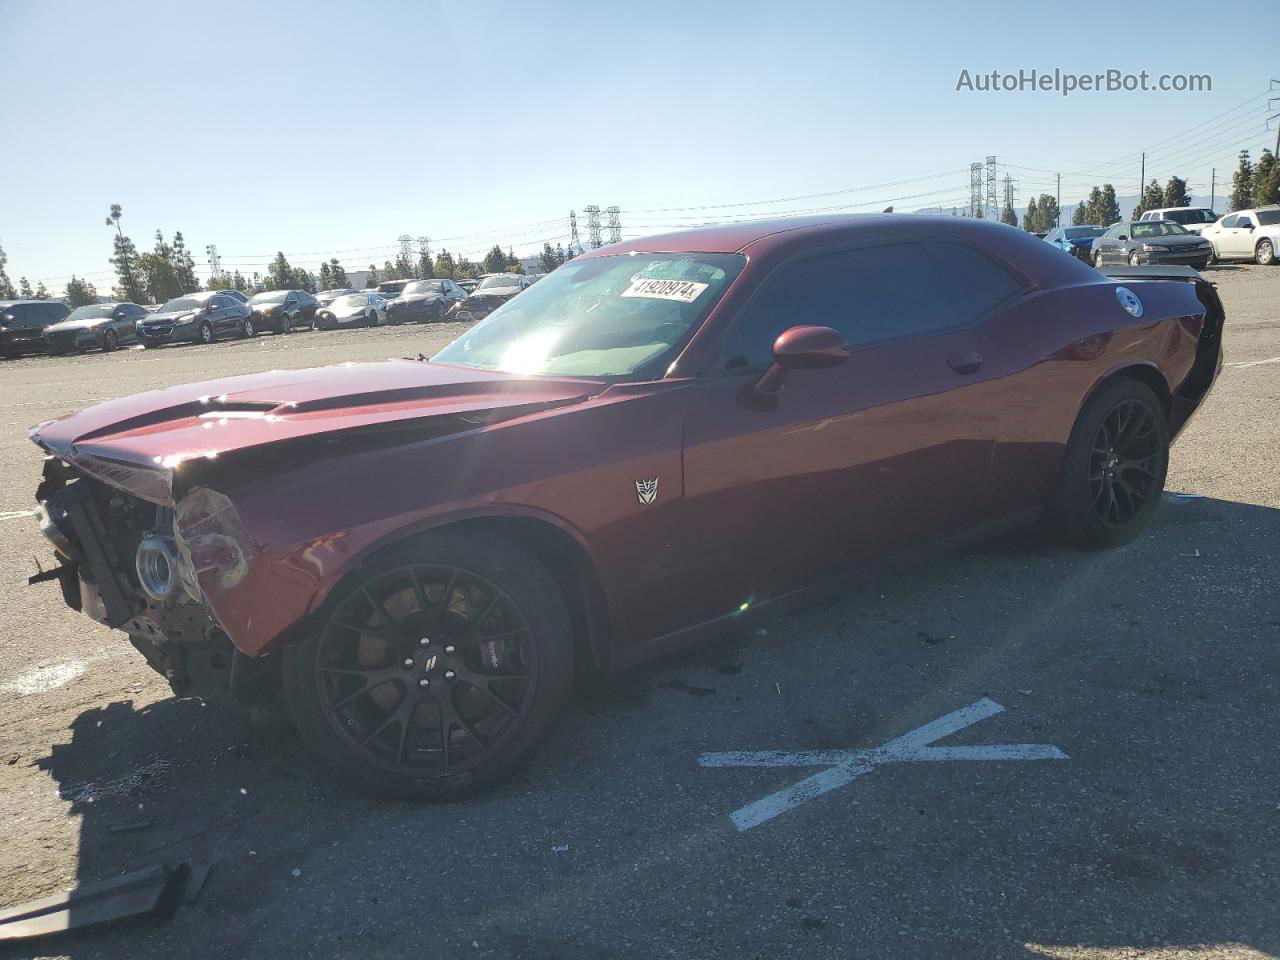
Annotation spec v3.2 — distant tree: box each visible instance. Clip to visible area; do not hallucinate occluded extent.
[366,264,380,287]
[482,244,506,273]
[1133,179,1165,219]
[1229,150,1254,211]
[64,275,98,307]
[328,259,349,287]
[505,261,525,275]
[1097,185,1120,225]
[19,277,34,298]
[417,251,434,279]
[555,243,567,264]
[433,250,456,279]
[539,242,560,273]
[999,201,1017,226]
[34,281,50,300]
[294,268,316,293]
[0,241,16,299]
[382,259,397,281]
[1071,202,1088,226]
[207,273,232,290]
[138,230,183,303]
[1023,198,1039,232]
[1082,186,1103,225]
[1162,176,1190,209]
[265,251,295,290]
[105,204,146,302]
[317,261,333,289]
[1036,194,1060,230]
[1252,149,1279,208]
[248,272,264,294]
[172,231,199,292]
[455,256,480,279]
[393,252,415,279]
[230,270,248,292]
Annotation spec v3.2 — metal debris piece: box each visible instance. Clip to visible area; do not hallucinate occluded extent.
[0,863,188,941]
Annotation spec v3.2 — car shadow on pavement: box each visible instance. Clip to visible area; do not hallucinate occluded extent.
[8,492,1280,958]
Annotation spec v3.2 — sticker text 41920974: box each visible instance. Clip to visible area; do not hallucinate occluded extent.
[620,278,709,304]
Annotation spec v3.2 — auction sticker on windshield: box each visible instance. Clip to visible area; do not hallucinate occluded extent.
[621,278,709,303]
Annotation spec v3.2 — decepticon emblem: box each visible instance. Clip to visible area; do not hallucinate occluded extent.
[635,478,659,505]
[1115,286,1144,318]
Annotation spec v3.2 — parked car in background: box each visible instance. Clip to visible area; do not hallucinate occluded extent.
[457,279,478,294]
[386,278,468,324]
[0,300,70,357]
[27,215,1224,799]
[314,293,389,329]
[248,289,318,334]
[136,291,252,347]
[1200,207,1280,265]
[44,302,147,353]
[1091,220,1212,269]
[1137,207,1218,235]
[454,273,533,322]
[1043,225,1105,261]
[316,288,357,307]
[375,279,415,302]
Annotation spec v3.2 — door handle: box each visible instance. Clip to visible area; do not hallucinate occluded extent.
[947,352,983,375]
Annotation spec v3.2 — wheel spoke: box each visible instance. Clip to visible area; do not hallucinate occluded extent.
[469,592,502,634]
[323,670,401,713]
[333,619,402,646]
[459,676,519,717]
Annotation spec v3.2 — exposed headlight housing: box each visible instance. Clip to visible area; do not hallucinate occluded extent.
[173,312,198,325]
[1142,243,1167,252]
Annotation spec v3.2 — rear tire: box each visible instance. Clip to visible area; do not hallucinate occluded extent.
[1045,378,1169,550]
[1257,239,1276,266]
[283,531,574,801]
[1128,251,1141,267]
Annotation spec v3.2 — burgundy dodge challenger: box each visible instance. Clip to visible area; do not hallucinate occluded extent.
[28,215,1223,799]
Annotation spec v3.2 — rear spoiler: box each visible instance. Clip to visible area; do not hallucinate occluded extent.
[1098,265,1206,282]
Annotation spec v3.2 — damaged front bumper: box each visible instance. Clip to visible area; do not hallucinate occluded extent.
[30,457,277,705]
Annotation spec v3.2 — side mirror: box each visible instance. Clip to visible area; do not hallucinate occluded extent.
[1117,234,1127,241]
[754,325,849,395]
[1242,222,1255,231]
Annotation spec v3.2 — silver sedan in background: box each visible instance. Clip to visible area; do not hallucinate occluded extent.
[313,292,389,330]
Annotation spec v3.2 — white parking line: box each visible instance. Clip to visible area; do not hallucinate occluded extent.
[0,509,35,521]
[699,698,1068,832]
[1225,356,1280,369]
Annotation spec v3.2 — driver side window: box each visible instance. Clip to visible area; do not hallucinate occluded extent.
[719,242,1020,370]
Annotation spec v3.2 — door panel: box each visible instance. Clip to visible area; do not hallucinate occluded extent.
[680,329,1000,626]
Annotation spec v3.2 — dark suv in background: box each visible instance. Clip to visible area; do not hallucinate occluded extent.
[0,300,71,357]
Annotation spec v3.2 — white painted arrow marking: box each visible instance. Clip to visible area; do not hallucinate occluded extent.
[699,698,1067,832]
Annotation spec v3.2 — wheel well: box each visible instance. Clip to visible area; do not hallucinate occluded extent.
[391,516,610,676]
[1097,364,1172,420]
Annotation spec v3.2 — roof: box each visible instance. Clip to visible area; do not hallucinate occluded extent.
[578,213,1056,258]
[0,299,61,308]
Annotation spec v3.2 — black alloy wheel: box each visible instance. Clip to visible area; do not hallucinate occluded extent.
[1047,377,1169,549]
[102,329,119,352]
[284,532,574,800]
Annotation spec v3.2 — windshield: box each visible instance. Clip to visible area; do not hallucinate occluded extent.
[1162,208,1216,225]
[403,280,444,295]
[434,253,745,378]
[318,288,350,298]
[250,291,289,304]
[333,295,367,309]
[378,281,409,292]
[477,275,521,291]
[64,305,115,321]
[158,296,207,312]
[1131,222,1190,238]
[1257,210,1280,226]
[1064,227,1104,239]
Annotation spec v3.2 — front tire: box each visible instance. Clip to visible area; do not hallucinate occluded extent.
[1093,250,1104,269]
[102,329,120,352]
[1257,239,1276,266]
[1128,251,1141,267]
[1046,378,1169,549]
[198,321,214,345]
[241,317,256,339]
[283,531,574,800]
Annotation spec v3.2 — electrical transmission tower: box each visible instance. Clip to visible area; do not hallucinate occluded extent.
[969,163,984,218]
[985,156,998,225]
[205,244,222,282]
[398,235,414,266]
[569,210,581,254]
[605,206,622,244]
[584,205,603,248]
[1002,175,1017,224]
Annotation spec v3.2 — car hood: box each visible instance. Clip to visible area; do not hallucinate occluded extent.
[144,309,199,323]
[46,317,108,332]
[467,289,518,301]
[396,293,443,305]
[30,359,602,504]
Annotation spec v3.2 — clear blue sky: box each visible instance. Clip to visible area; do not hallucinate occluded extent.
[2,0,1277,294]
